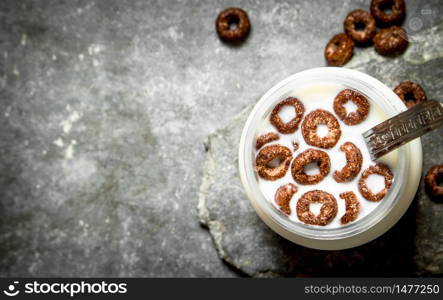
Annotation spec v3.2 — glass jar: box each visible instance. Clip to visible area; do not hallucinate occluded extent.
[238,67,422,250]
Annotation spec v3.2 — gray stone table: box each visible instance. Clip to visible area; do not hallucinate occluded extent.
[0,0,442,277]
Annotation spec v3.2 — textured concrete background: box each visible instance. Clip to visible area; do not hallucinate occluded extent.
[0,0,442,277]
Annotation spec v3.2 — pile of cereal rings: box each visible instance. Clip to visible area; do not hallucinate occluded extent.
[324,0,409,66]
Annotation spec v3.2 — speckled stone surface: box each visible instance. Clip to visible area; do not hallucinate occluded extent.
[0,0,441,277]
[198,24,443,276]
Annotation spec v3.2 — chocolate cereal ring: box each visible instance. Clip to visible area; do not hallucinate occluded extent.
[373,26,408,56]
[275,183,298,215]
[301,109,341,149]
[334,142,363,183]
[425,165,443,200]
[256,132,279,150]
[393,81,427,109]
[324,33,355,66]
[291,149,331,185]
[358,164,394,202]
[333,89,370,125]
[216,8,250,43]
[270,97,305,134]
[344,10,377,45]
[370,0,405,27]
[339,191,361,225]
[256,144,292,181]
[296,190,338,226]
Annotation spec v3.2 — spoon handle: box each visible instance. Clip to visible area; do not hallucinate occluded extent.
[363,100,443,160]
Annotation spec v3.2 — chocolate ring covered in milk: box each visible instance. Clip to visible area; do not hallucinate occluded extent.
[334,142,363,183]
[301,109,341,149]
[344,9,377,45]
[358,163,394,202]
[275,183,298,215]
[393,81,427,109]
[255,144,292,181]
[324,33,355,66]
[425,165,443,200]
[270,97,305,134]
[370,0,405,26]
[215,8,250,43]
[256,132,279,149]
[291,148,331,185]
[333,89,370,125]
[339,191,361,225]
[296,190,338,226]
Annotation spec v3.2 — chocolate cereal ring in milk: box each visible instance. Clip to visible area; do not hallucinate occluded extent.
[373,26,408,56]
[393,81,427,109]
[344,10,377,45]
[339,191,361,225]
[256,132,279,150]
[425,165,443,200]
[301,109,341,149]
[370,0,405,27]
[275,183,298,215]
[324,33,355,66]
[256,144,292,181]
[215,8,250,43]
[270,97,305,134]
[333,89,370,125]
[296,190,338,226]
[358,163,394,202]
[291,148,331,185]
[334,142,363,183]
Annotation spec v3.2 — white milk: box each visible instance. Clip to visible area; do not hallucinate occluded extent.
[255,82,397,228]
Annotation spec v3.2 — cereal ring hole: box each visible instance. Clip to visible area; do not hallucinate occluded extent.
[366,174,386,194]
[304,162,321,176]
[267,157,283,168]
[316,124,329,138]
[379,0,394,15]
[277,104,296,123]
[343,100,358,114]
[403,91,417,103]
[354,21,367,31]
[309,202,322,216]
[436,173,443,187]
[335,152,348,170]
[228,17,239,30]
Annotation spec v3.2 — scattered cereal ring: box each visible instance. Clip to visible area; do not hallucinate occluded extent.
[393,81,427,109]
[215,8,250,43]
[373,26,408,56]
[334,142,363,183]
[301,109,341,149]
[296,190,338,226]
[256,144,292,181]
[292,141,299,151]
[339,191,361,225]
[425,165,443,200]
[275,183,298,215]
[324,33,355,66]
[270,97,305,134]
[291,148,331,185]
[256,132,279,150]
[333,89,370,125]
[358,163,394,202]
[370,0,405,26]
[344,10,377,45]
